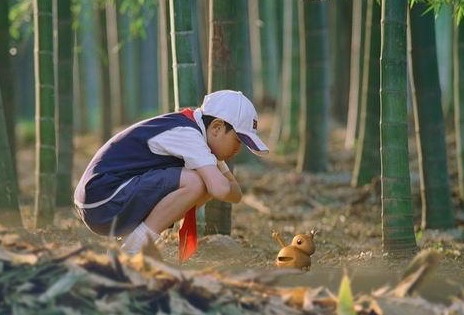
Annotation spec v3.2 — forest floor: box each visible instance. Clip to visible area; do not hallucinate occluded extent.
[3,112,464,314]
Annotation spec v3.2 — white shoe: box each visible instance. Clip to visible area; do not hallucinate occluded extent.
[121,222,159,255]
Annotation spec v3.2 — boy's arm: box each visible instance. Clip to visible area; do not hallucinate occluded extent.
[196,162,242,203]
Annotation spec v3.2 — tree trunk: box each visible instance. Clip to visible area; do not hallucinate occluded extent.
[454,13,464,202]
[329,0,352,125]
[0,0,21,225]
[380,0,417,255]
[0,0,17,172]
[77,0,104,132]
[158,0,172,114]
[207,0,252,95]
[409,3,454,230]
[258,0,281,107]
[280,0,300,147]
[118,13,140,123]
[169,0,205,110]
[345,0,367,150]
[205,0,251,235]
[140,5,159,114]
[435,3,454,117]
[352,0,381,187]
[99,7,112,142]
[0,91,22,226]
[34,0,57,228]
[248,0,264,104]
[105,2,123,126]
[55,0,74,206]
[297,0,330,173]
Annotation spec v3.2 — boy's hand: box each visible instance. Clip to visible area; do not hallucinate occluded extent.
[217,160,230,174]
[217,161,237,183]
[197,163,242,203]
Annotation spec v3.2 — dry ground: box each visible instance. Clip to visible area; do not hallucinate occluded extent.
[5,115,464,313]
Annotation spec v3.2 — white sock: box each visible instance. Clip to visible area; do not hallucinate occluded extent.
[121,222,160,255]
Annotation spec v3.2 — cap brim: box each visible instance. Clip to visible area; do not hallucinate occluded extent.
[237,132,269,156]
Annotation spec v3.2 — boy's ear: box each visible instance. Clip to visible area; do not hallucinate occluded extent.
[210,118,225,133]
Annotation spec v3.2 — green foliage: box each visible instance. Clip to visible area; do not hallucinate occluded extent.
[10,0,80,40]
[457,3,464,23]
[17,120,35,146]
[10,0,158,40]
[409,0,464,24]
[9,0,32,40]
[118,0,157,38]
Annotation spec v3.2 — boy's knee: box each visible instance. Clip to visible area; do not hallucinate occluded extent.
[181,169,207,196]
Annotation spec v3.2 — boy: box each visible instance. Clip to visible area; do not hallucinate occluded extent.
[73,90,269,259]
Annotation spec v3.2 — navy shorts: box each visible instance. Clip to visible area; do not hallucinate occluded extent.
[75,167,182,237]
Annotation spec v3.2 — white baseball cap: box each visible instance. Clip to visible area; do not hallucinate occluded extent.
[200,90,269,155]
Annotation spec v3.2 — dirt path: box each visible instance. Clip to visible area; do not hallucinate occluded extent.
[12,124,464,308]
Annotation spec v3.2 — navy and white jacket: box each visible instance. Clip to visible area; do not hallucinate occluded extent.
[74,108,216,209]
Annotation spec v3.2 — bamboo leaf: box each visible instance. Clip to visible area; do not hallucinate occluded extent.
[95,292,133,313]
[38,269,84,303]
[337,274,356,315]
[169,290,205,315]
[392,249,441,297]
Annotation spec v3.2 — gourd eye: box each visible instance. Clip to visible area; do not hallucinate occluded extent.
[297,239,303,245]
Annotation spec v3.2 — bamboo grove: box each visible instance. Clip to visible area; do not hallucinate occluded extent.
[0,0,464,256]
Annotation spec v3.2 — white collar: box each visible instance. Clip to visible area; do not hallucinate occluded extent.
[193,108,207,140]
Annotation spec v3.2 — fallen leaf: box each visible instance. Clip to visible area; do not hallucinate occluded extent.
[38,268,85,302]
[0,247,38,265]
[391,249,441,297]
[280,286,309,308]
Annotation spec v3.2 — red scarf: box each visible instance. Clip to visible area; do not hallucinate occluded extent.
[178,206,197,262]
[178,108,198,262]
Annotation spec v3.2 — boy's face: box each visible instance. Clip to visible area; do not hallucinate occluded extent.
[207,119,242,161]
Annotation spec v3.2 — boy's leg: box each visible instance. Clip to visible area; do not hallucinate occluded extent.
[122,168,209,254]
[144,168,210,233]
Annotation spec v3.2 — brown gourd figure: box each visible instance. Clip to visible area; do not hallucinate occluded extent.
[272,230,317,271]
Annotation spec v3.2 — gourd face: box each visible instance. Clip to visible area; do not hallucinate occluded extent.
[274,231,316,270]
[290,234,315,255]
[276,246,312,269]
